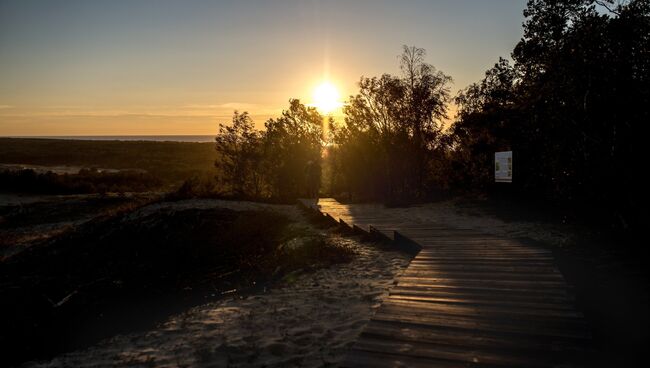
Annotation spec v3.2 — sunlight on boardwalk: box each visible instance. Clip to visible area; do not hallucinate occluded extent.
[301,198,593,368]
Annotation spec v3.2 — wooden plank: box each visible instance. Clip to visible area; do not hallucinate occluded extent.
[342,349,469,368]
[393,282,575,297]
[377,302,586,326]
[413,256,555,262]
[361,320,592,353]
[401,271,565,283]
[398,272,567,284]
[417,251,553,257]
[410,258,555,264]
[414,247,550,253]
[396,277,570,291]
[352,335,562,368]
[417,249,553,255]
[373,310,590,340]
[380,300,585,322]
[405,264,559,274]
[389,287,576,304]
[387,294,577,311]
[414,245,549,251]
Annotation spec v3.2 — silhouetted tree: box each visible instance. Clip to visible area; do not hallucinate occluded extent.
[400,46,453,193]
[215,111,265,197]
[330,46,451,201]
[446,0,649,230]
[331,74,403,199]
[445,58,518,189]
[214,100,324,201]
[264,99,323,200]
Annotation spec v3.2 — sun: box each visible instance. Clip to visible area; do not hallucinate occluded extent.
[312,82,342,114]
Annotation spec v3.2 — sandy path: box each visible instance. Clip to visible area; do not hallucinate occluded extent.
[21,200,412,368]
[389,200,573,247]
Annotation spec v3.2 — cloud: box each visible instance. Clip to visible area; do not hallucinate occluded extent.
[183,102,259,110]
[180,102,283,116]
[0,103,282,118]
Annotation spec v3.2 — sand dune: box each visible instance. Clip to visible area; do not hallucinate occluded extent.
[21,200,412,368]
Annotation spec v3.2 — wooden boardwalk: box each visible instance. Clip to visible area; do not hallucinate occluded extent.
[300,198,592,368]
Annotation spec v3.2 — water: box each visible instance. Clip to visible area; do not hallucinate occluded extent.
[7,135,216,143]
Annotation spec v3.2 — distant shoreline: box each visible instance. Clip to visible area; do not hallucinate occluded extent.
[0,137,218,188]
[2,135,216,143]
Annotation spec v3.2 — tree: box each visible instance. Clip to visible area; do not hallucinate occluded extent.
[446,0,649,231]
[447,58,518,190]
[263,99,324,200]
[214,101,325,201]
[215,111,264,197]
[330,46,452,200]
[400,46,453,193]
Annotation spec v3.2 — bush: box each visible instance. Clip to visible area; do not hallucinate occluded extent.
[0,169,162,194]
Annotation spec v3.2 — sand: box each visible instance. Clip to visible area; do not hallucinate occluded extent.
[19,199,412,368]
[0,193,155,259]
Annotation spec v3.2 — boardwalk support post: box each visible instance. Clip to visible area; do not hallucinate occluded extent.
[339,218,354,234]
[394,231,422,254]
[369,225,392,243]
[324,213,338,226]
[352,224,369,236]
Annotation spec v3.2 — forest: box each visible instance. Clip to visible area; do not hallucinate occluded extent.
[213,0,649,234]
[0,138,216,192]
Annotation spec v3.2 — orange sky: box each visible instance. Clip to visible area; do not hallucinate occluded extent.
[0,1,524,136]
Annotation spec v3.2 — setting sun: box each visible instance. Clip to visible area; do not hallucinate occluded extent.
[312,82,342,114]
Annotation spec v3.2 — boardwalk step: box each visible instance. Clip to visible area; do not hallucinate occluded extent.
[387,293,577,311]
[397,276,570,288]
[342,349,469,368]
[394,282,575,296]
[380,300,586,322]
[373,309,591,340]
[361,320,592,353]
[351,335,585,368]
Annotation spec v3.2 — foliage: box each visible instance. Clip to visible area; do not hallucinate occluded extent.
[263,99,324,199]
[446,0,649,230]
[0,168,162,194]
[167,175,220,200]
[214,112,265,197]
[0,138,217,187]
[329,45,452,201]
[445,57,519,190]
[214,99,323,201]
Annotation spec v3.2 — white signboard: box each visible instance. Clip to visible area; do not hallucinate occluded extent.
[495,151,512,183]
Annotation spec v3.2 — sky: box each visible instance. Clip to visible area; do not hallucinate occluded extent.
[0,0,527,136]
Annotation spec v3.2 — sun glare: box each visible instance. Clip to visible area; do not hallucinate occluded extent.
[312,82,342,114]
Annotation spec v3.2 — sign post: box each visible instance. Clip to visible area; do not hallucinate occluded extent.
[495,151,512,183]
